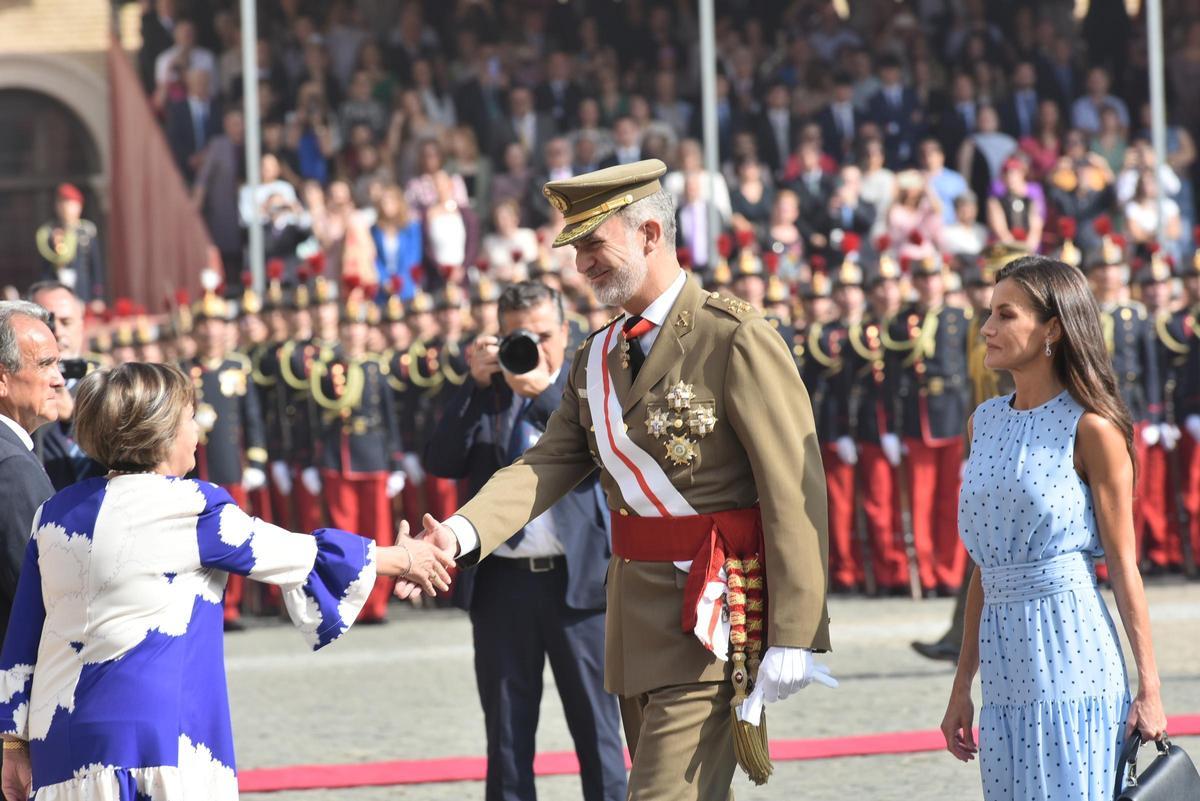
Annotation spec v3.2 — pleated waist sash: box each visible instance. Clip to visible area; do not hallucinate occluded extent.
[981,551,1096,604]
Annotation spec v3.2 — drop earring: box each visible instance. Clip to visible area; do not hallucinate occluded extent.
[1044,340,1053,357]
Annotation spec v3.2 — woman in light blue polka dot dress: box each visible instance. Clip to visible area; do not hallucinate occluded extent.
[941,256,1167,800]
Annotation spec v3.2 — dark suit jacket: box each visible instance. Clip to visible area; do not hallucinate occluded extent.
[165,97,223,181]
[535,81,583,129]
[814,105,862,165]
[867,86,925,167]
[0,422,54,646]
[998,91,1040,140]
[490,113,558,165]
[754,110,801,174]
[425,370,610,612]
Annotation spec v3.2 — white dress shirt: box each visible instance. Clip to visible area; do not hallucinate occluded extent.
[446,270,688,555]
[0,414,33,452]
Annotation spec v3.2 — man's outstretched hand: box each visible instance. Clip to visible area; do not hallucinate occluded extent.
[394,514,460,601]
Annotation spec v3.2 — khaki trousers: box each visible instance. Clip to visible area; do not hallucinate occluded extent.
[619,681,736,801]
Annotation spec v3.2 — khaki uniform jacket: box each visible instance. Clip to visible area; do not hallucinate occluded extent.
[456,276,831,697]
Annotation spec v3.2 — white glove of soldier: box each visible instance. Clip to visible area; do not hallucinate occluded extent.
[738,647,838,727]
[386,471,406,498]
[835,436,858,466]
[270,461,292,495]
[1141,424,1161,447]
[241,466,267,492]
[402,452,426,485]
[1160,424,1182,452]
[301,466,323,496]
[880,433,903,467]
[1186,415,1200,442]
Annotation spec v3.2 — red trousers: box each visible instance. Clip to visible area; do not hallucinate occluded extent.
[424,475,460,521]
[292,465,326,532]
[904,437,966,590]
[821,444,861,587]
[268,478,294,532]
[323,472,394,622]
[859,443,911,589]
[1138,441,1180,567]
[1183,433,1200,563]
[220,483,247,622]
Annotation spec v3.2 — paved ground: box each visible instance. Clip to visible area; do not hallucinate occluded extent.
[229,580,1200,800]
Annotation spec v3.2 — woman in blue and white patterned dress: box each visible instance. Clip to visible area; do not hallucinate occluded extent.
[0,363,455,800]
[941,256,1166,800]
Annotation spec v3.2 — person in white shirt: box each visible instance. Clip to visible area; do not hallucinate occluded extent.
[154,19,217,106]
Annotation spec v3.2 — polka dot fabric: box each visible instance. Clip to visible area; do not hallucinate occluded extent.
[959,391,1131,800]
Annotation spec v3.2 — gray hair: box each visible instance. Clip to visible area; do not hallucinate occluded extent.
[620,188,676,248]
[0,300,51,373]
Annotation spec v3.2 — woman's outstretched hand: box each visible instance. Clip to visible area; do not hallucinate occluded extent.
[376,520,456,597]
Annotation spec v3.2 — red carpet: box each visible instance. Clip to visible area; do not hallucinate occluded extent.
[239,714,1200,792]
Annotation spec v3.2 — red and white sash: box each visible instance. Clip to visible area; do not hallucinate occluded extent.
[585,321,731,659]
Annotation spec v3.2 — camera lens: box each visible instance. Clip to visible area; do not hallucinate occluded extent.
[497,329,540,374]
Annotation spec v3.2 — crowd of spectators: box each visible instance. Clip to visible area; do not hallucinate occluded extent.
[137,0,1200,296]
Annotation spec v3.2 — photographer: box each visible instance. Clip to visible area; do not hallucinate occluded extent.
[424,282,625,801]
[26,282,103,489]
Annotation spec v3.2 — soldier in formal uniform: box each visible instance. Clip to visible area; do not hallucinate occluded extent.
[237,275,278,528]
[1140,251,1186,572]
[469,277,502,338]
[1086,232,1162,570]
[1167,247,1200,572]
[408,160,835,799]
[850,254,911,596]
[311,291,406,622]
[186,289,269,629]
[803,256,867,592]
[278,269,338,531]
[882,256,971,596]
[396,291,442,538]
[791,270,834,377]
[35,183,106,302]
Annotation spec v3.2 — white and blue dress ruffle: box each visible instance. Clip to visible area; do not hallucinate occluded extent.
[0,474,375,800]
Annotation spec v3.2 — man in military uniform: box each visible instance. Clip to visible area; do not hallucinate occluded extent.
[406,160,835,799]
[1087,233,1161,572]
[1168,247,1200,573]
[311,291,406,622]
[395,291,442,538]
[882,256,970,597]
[278,268,338,531]
[802,256,866,593]
[186,289,269,629]
[35,183,106,302]
[1139,252,1186,572]
[848,254,911,596]
[237,274,278,526]
[469,277,502,338]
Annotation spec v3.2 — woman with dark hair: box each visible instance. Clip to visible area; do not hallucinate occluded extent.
[941,256,1166,799]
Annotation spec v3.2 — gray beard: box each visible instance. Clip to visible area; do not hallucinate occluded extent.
[593,257,648,307]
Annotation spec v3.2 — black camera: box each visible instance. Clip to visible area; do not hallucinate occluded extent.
[60,359,90,381]
[497,329,541,375]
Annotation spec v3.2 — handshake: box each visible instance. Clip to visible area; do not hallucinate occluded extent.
[373,515,460,599]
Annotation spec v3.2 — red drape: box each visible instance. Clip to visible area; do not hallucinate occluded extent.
[107,38,215,311]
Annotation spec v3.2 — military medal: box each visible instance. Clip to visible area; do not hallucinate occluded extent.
[666,381,695,410]
[689,406,716,436]
[665,434,698,466]
[646,407,671,437]
[620,336,631,369]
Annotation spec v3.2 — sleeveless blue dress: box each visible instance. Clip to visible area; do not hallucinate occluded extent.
[959,391,1130,800]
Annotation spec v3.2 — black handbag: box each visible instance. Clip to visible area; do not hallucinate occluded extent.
[1114,731,1200,800]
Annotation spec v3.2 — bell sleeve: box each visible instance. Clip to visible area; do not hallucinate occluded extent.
[0,510,47,739]
[192,481,376,650]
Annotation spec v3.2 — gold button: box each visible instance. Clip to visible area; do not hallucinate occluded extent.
[673,418,683,429]
[590,425,595,432]
[710,291,720,298]
[623,558,631,564]
[619,508,629,516]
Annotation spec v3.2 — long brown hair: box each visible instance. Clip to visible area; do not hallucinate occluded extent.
[995,255,1137,479]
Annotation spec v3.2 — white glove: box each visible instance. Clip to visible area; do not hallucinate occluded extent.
[386,471,406,498]
[270,461,292,495]
[835,436,858,466]
[301,466,322,496]
[241,466,267,491]
[1141,424,1161,447]
[738,647,838,727]
[1160,424,1181,452]
[880,433,902,467]
[402,452,425,485]
[1186,415,1200,442]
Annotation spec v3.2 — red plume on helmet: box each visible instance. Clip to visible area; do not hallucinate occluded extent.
[875,233,891,252]
[510,248,524,264]
[809,253,827,271]
[475,258,490,273]
[899,254,913,273]
[240,271,253,287]
[1010,227,1027,242]
[387,275,403,295]
[1057,217,1077,240]
[841,232,861,254]
[908,229,924,246]
[410,264,424,284]
[343,273,362,292]
[266,258,285,280]
[717,233,733,258]
[174,289,190,306]
[1110,233,1127,249]
[306,251,327,273]
[764,251,780,274]
[296,266,310,284]
[114,298,135,318]
[736,229,755,249]
[1093,215,1113,236]
[438,264,456,279]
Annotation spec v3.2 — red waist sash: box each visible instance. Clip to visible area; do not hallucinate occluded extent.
[611,507,765,641]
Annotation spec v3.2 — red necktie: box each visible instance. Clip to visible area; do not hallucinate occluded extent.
[622,316,655,376]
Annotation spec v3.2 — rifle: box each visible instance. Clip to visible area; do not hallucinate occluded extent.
[853,460,878,596]
[1165,379,1197,577]
[893,451,923,600]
